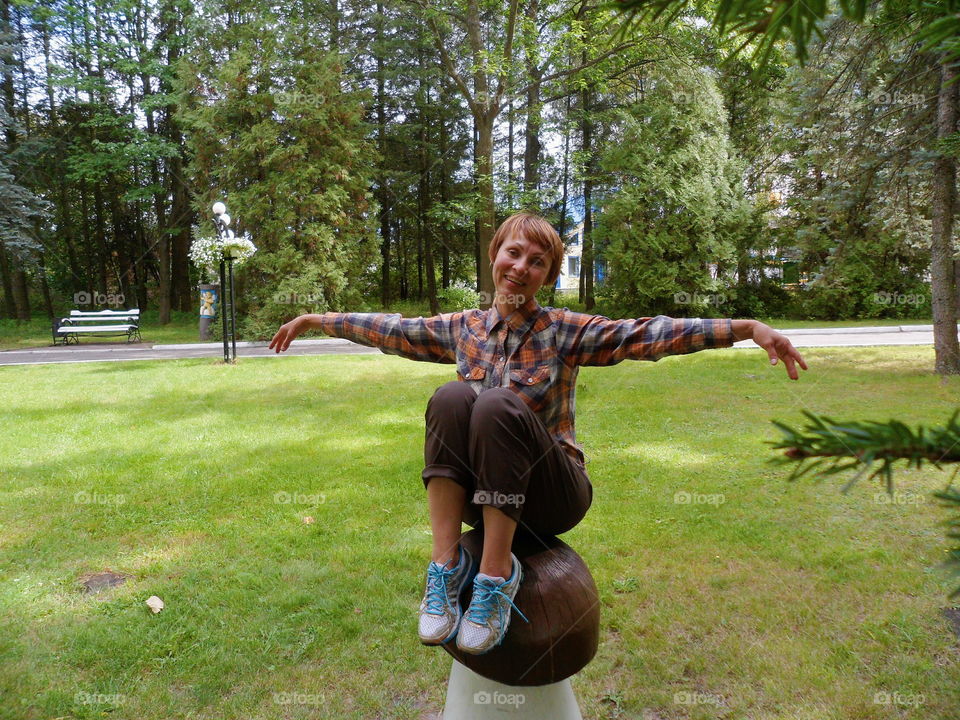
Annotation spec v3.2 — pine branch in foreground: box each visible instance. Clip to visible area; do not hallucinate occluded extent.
[769,410,960,598]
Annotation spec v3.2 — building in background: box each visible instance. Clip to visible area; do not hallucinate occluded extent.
[555,219,606,291]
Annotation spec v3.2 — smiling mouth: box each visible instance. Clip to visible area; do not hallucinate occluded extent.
[504,276,524,288]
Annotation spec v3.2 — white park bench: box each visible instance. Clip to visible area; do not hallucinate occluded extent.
[52,309,142,345]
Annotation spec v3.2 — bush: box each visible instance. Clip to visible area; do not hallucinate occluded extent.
[727,282,794,318]
[437,286,480,311]
[789,279,931,321]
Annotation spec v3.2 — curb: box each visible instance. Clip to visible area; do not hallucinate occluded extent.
[152,338,356,351]
[775,325,933,336]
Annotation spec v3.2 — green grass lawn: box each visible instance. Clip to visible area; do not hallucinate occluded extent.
[1,347,957,719]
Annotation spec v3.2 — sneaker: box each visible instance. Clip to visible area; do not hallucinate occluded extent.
[455,553,528,655]
[418,544,477,645]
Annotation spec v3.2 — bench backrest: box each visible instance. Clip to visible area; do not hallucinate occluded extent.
[66,309,140,323]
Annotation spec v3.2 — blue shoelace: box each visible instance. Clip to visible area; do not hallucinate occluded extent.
[423,562,456,616]
[464,577,529,627]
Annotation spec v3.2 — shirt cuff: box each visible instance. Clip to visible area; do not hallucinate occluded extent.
[319,312,340,336]
[702,318,735,349]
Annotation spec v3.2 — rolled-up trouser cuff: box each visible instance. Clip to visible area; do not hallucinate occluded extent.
[422,464,470,490]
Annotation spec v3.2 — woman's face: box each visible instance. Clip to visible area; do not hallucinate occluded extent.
[491,233,550,313]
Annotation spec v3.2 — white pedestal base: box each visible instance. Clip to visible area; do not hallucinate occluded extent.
[442,660,582,719]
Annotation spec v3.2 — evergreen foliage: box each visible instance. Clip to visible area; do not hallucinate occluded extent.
[177,0,379,337]
[771,410,960,597]
[774,18,934,320]
[595,61,747,316]
[0,106,46,257]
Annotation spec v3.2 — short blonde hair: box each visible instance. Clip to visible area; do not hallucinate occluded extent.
[488,213,564,288]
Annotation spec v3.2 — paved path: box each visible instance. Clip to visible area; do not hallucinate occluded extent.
[0,325,947,367]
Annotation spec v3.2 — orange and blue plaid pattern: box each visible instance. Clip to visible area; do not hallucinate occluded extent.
[319,299,734,465]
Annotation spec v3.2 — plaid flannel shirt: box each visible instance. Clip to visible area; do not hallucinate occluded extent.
[319,299,734,465]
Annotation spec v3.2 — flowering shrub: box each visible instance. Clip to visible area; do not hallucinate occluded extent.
[189,231,258,281]
[221,233,257,263]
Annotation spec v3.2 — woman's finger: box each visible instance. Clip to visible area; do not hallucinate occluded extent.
[783,353,798,380]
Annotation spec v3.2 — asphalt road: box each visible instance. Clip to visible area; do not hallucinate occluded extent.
[0,325,946,367]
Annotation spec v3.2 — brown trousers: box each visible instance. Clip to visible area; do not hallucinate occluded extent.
[422,381,592,536]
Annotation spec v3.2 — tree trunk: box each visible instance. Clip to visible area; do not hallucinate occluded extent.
[1,0,14,152]
[79,182,93,301]
[399,219,408,300]
[0,240,15,317]
[439,100,451,290]
[580,77,595,311]
[134,211,149,310]
[376,1,390,307]
[473,119,481,298]
[42,7,80,303]
[930,57,960,375]
[550,92,572,308]
[12,266,30,320]
[476,112,496,307]
[37,249,54,321]
[507,98,514,207]
[523,0,541,201]
[2,0,20,320]
[165,24,191,314]
[418,54,439,315]
[92,178,109,300]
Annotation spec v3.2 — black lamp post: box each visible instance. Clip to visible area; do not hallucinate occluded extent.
[212,201,237,363]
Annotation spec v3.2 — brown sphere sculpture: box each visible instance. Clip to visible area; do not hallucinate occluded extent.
[441,527,600,687]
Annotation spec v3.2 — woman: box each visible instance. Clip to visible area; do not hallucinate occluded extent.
[269,212,808,656]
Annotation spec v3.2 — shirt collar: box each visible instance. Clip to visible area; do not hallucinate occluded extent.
[485,296,542,335]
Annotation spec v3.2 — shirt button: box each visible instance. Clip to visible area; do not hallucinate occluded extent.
[500,356,505,363]
[527,378,534,384]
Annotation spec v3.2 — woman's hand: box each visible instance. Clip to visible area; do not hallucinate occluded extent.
[732,319,808,380]
[269,314,312,353]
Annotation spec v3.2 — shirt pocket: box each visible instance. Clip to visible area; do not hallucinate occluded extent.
[508,364,552,411]
[457,359,486,392]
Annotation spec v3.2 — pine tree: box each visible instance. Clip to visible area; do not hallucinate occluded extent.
[178,0,378,338]
[596,61,745,316]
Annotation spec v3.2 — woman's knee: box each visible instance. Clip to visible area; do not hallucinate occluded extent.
[470,387,525,427]
[426,381,476,419]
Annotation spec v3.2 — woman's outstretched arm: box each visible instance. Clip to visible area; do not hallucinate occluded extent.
[556,312,807,380]
[269,311,463,364]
